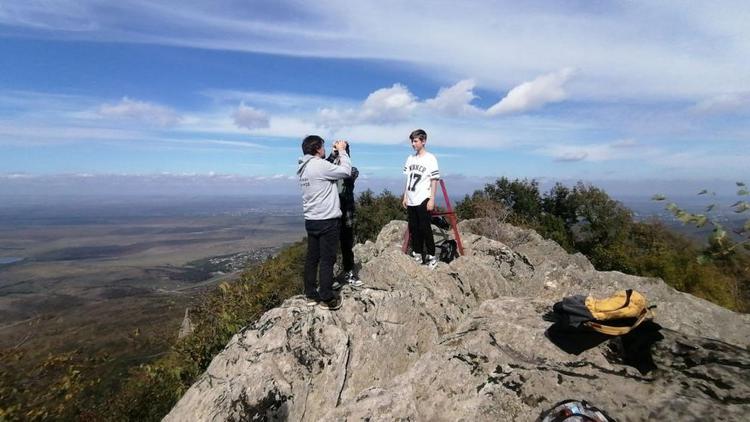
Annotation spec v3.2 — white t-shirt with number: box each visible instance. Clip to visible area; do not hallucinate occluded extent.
[403,151,440,206]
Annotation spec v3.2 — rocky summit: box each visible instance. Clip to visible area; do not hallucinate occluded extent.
[165,220,750,421]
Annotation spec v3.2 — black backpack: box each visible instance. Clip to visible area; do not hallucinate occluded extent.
[437,239,459,263]
[431,215,451,230]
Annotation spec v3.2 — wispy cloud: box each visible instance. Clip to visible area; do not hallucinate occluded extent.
[98,97,181,126]
[691,92,750,115]
[649,150,750,179]
[202,89,348,110]
[487,68,577,115]
[232,103,270,130]
[610,139,639,149]
[540,139,652,163]
[161,138,268,150]
[4,1,748,101]
[553,151,589,162]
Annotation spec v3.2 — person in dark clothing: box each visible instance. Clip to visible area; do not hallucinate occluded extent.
[327,145,363,287]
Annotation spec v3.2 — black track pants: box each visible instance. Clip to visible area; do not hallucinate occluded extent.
[304,218,340,301]
[340,219,355,272]
[407,198,435,260]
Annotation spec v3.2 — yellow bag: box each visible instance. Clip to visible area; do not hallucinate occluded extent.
[583,290,654,335]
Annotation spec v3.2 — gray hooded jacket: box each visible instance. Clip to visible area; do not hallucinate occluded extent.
[297,151,351,220]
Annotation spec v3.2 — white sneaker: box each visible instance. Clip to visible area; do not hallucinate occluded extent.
[425,255,438,270]
[411,251,422,263]
[346,271,363,287]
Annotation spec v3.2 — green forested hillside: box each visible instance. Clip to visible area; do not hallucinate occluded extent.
[456,178,749,312]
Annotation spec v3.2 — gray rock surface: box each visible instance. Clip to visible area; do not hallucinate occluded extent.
[165,220,750,421]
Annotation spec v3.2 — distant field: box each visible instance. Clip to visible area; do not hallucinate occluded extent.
[0,195,304,383]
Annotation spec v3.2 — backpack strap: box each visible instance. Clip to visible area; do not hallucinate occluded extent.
[584,308,654,336]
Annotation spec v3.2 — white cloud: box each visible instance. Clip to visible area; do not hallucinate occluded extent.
[318,83,417,127]
[163,88,557,148]
[425,79,480,116]
[317,107,352,128]
[359,84,417,123]
[232,103,270,130]
[487,68,577,115]
[97,97,181,126]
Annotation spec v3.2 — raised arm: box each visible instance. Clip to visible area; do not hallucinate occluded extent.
[320,141,351,180]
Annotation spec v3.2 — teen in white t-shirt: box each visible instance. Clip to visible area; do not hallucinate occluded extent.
[402,129,440,269]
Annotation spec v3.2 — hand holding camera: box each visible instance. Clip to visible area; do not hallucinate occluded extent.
[334,140,348,152]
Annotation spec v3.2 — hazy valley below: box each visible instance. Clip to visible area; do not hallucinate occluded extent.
[0,194,304,382]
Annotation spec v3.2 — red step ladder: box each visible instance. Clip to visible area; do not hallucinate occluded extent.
[402,179,464,256]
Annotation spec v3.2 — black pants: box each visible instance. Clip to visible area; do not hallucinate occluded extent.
[340,211,355,273]
[304,218,340,302]
[407,198,435,261]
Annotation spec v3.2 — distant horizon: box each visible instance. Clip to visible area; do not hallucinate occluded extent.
[0,172,745,201]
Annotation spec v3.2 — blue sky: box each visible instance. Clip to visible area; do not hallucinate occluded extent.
[1,1,748,196]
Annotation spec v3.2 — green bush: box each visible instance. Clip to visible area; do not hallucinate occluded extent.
[456,178,748,312]
[355,189,406,243]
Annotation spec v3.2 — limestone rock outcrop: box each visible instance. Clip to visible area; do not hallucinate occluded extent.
[165,220,750,421]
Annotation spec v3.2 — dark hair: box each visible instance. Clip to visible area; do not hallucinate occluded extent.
[302,135,324,156]
[409,129,427,141]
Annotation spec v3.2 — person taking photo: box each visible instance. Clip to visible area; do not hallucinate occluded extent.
[297,135,351,310]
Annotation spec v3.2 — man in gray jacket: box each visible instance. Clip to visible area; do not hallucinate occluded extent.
[297,135,352,310]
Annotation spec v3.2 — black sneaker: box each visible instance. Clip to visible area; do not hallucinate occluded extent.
[425,255,438,270]
[318,296,342,310]
[345,271,363,287]
[305,295,320,306]
[331,281,344,291]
